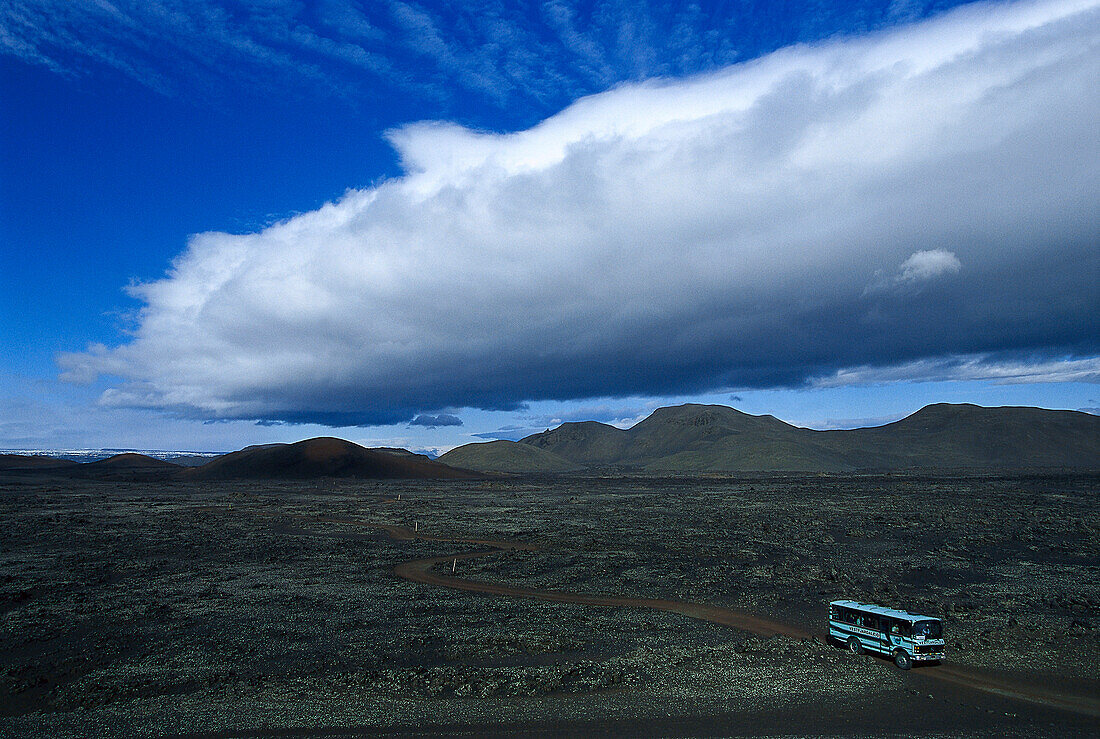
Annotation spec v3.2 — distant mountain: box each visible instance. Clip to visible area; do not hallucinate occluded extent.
[0,454,79,470]
[1,440,480,481]
[85,453,182,469]
[164,455,220,467]
[443,403,1100,473]
[8,405,1094,479]
[372,447,437,461]
[189,437,481,480]
[821,403,1100,470]
[439,440,583,473]
[522,420,631,466]
[0,452,181,478]
[513,404,851,471]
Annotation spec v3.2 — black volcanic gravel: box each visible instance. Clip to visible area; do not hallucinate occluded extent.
[0,473,1097,737]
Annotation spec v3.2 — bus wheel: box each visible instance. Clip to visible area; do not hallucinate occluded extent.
[847,637,863,655]
[894,650,912,670]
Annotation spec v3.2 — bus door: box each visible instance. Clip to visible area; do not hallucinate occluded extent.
[880,617,895,654]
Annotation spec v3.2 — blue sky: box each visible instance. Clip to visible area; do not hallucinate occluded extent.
[1,0,1097,454]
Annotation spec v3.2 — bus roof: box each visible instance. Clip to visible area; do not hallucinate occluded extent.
[829,599,940,623]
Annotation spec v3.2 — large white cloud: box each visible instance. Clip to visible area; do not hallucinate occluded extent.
[60,0,1100,425]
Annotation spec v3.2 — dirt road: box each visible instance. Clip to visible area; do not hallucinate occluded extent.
[374,521,1100,719]
[263,505,1100,720]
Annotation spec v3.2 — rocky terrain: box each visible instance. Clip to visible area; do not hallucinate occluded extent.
[0,472,1097,736]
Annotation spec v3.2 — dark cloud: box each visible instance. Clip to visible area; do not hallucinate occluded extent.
[60,1,1100,426]
[408,414,463,428]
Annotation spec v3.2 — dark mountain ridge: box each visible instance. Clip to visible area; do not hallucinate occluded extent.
[825,403,1100,470]
[0,453,185,480]
[440,403,1100,473]
[1,440,481,481]
[0,454,79,470]
[86,453,182,469]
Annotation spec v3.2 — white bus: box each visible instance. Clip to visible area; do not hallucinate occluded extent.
[828,600,945,670]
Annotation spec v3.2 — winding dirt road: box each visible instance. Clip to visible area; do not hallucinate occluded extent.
[394,550,811,639]
[268,505,1100,719]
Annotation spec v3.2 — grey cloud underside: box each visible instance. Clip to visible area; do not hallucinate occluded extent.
[408,414,463,428]
[59,0,1100,426]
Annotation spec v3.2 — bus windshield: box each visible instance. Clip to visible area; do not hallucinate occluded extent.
[913,620,942,638]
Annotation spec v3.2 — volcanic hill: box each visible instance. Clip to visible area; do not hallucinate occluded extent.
[85,453,183,470]
[190,437,481,480]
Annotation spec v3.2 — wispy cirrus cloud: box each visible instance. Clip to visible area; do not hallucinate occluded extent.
[57,0,1100,427]
[2,0,979,115]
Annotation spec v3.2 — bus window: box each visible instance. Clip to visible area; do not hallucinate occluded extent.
[914,620,942,638]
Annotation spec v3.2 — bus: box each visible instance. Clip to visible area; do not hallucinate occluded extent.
[828,600,945,669]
